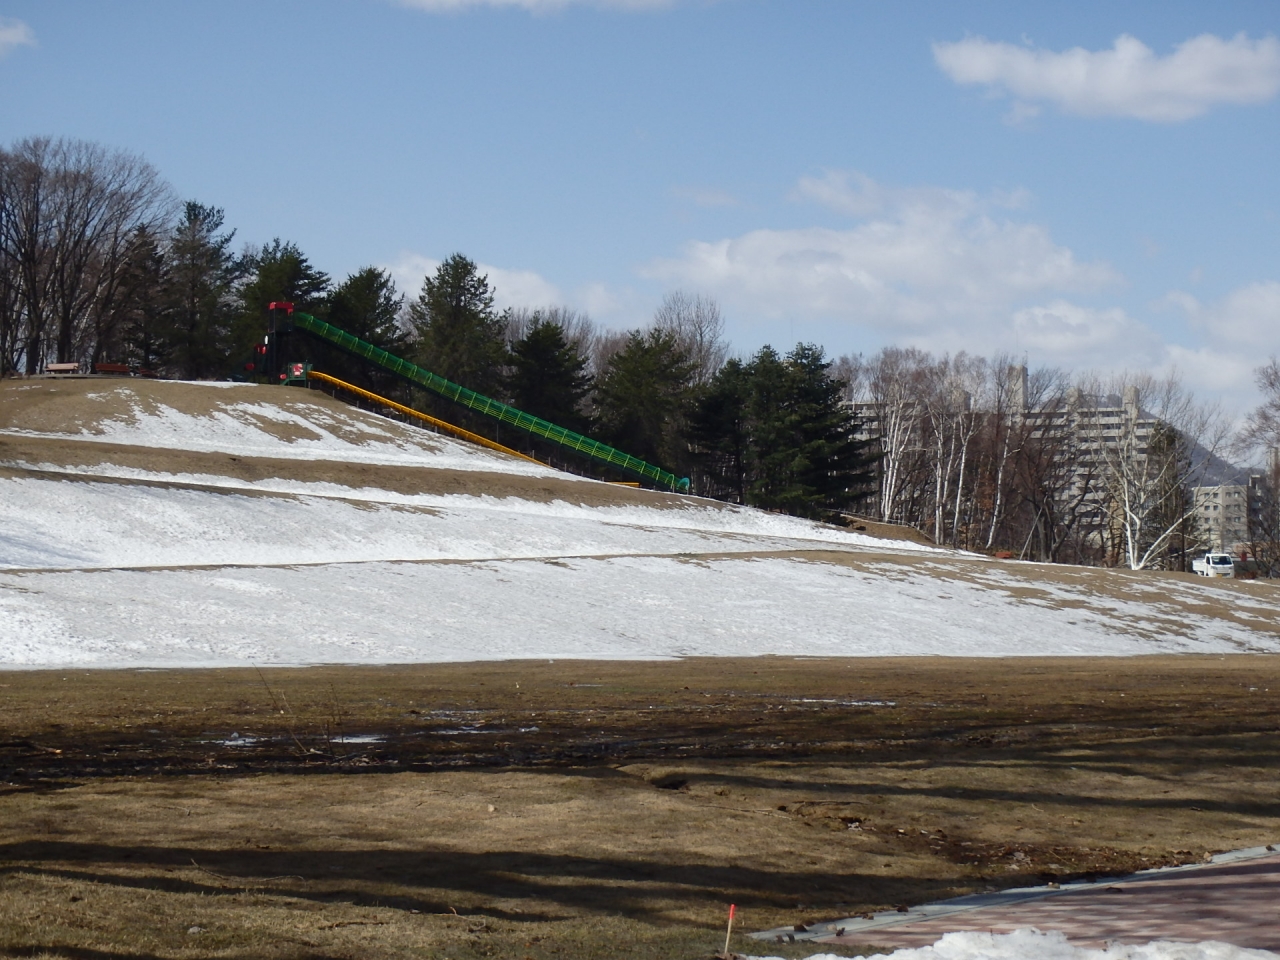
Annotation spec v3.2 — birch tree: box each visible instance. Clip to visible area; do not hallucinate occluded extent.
[1082,373,1228,570]
[865,347,930,524]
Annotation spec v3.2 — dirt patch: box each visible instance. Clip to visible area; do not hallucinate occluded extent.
[2,657,1279,958]
[841,516,936,547]
[0,436,691,508]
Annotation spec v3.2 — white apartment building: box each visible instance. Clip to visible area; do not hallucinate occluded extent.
[1193,484,1250,552]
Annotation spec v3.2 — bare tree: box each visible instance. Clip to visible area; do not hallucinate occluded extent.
[864,347,931,524]
[1238,358,1280,456]
[588,327,631,382]
[1009,372,1103,563]
[1079,372,1229,570]
[1245,455,1280,576]
[0,137,173,373]
[830,352,866,402]
[918,354,988,546]
[652,290,727,385]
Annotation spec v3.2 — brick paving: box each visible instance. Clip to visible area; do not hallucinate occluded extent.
[754,849,1280,952]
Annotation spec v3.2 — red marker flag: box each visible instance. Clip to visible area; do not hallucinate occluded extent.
[723,903,737,957]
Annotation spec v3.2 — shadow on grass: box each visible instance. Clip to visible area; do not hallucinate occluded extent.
[0,839,965,923]
[0,948,175,960]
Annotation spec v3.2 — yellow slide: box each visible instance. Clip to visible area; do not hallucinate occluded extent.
[305,370,546,467]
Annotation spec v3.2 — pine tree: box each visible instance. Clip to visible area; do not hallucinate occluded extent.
[329,267,405,349]
[507,314,593,432]
[320,267,407,393]
[116,225,169,373]
[407,254,506,396]
[745,343,875,520]
[233,239,330,375]
[166,202,242,379]
[690,343,876,518]
[689,357,751,502]
[595,328,695,470]
[743,345,796,509]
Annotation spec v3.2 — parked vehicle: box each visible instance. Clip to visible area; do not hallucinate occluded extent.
[1191,553,1236,577]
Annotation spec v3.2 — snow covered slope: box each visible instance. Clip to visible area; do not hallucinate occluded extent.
[2,378,1278,667]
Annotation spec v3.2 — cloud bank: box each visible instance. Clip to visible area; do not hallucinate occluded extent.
[641,170,1280,408]
[645,169,1118,343]
[384,177,1279,409]
[0,18,34,57]
[933,32,1280,122]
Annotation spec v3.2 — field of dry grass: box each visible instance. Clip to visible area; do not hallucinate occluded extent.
[3,656,1280,959]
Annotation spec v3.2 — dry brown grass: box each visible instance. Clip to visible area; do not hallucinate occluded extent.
[3,657,1280,959]
[0,378,708,510]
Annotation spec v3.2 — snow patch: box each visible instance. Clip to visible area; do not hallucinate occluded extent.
[1,555,1271,669]
[758,929,1278,960]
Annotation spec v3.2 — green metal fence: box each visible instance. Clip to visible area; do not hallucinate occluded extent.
[288,311,689,492]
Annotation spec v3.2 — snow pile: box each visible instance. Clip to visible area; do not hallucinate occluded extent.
[760,929,1278,960]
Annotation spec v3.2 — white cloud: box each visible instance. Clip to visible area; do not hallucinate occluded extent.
[396,0,671,12]
[1164,344,1257,395]
[383,252,563,311]
[1012,300,1163,368]
[0,18,35,57]
[644,170,1117,334]
[933,32,1280,122]
[1167,281,1280,349]
[576,281,623,317]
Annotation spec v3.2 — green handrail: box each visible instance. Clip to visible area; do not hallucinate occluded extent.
[287,311,689,492]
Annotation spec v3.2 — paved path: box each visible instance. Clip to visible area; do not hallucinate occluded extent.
[752,847,1280,951]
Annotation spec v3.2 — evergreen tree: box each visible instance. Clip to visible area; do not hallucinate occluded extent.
[318,267,407,393]
[233,238,330,375]
[689,343,876,519]
[688,357,750,502]
[507,314,593,432]
[742,345,794,508]
[166,202,242,378]
[595,328,695,470]
[116,225,169,372]
[329,267,405,348]
[407,254,506,396]
[745,343,875,520]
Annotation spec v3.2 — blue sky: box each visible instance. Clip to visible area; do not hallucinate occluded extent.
[1,0,1277,405]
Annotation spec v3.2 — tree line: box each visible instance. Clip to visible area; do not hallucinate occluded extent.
[833,348,1239,570]
[0,137,873,522]
[9,135,1280,559]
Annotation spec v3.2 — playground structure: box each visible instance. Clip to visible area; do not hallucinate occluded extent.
[305,369,543,466]
[262,302,690,492]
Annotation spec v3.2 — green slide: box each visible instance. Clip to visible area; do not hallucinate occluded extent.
[283,309,690,493]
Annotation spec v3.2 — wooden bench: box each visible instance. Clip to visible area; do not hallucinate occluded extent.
[93,362,131,376]
[44,362,80,375]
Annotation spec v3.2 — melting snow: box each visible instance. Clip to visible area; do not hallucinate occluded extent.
[3,382,1278,669]
[759,929,1278,960]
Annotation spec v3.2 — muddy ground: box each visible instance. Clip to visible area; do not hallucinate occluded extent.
[2,656,1280,959]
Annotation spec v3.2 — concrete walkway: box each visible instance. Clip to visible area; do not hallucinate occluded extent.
[751,846,1280,951]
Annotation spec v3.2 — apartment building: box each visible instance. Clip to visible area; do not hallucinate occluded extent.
[1193,484,1251,552]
